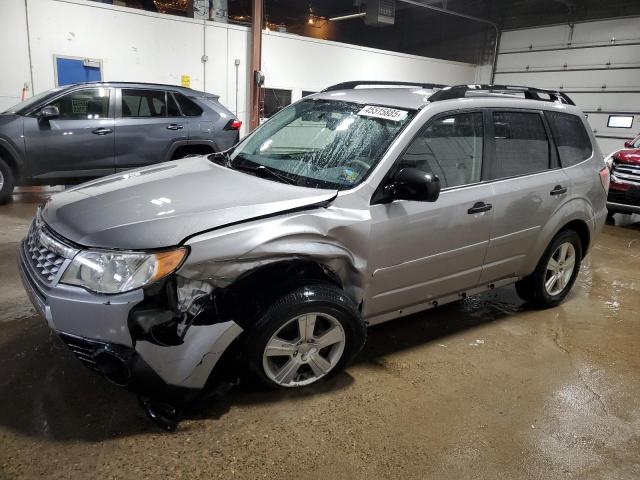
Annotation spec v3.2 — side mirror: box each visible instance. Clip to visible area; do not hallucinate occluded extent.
[386,167,440,203]
[624,140,633,148]
[39,105,60,121]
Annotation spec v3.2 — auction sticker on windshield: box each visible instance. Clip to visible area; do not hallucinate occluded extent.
[358,105,408,122]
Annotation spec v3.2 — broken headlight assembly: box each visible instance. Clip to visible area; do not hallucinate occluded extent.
[61,247,188,294]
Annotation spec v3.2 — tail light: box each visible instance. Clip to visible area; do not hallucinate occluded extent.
[599,166,610,192]
[224,119,242,131]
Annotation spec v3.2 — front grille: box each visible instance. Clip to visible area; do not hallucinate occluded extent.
[612,162,640,185]
[58,332,103,374]
[23,219,77,284]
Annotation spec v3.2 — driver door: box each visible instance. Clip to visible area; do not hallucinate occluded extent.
[366,111,494,320]
[23,87,115,180]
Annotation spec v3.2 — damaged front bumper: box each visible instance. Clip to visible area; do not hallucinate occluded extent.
[19,233,243,401]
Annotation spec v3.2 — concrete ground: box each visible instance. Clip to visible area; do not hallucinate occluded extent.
[0,191,639,480]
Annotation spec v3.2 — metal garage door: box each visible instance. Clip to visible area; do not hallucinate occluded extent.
[494,17,640,156]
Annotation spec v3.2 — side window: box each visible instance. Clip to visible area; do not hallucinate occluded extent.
[545,111,592,167]
[122,89,167,118]
[399,112,484,189]
[47,88,110,120]
[173,92,203,116]
[166,92,181,117]
[492,111,549,178]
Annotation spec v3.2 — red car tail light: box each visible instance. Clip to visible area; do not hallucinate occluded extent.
[599,166,610,192]
[225,119,242,131]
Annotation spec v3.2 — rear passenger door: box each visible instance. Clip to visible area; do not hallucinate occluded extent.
[114,88,188,170]
[479,109,571,283]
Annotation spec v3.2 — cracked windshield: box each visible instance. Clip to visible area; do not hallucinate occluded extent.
[229,99,414,189]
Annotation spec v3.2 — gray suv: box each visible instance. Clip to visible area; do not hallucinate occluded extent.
[19,82,609,428]
[0,82,240,202]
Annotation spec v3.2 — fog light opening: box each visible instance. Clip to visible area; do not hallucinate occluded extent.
[93,349,131,386]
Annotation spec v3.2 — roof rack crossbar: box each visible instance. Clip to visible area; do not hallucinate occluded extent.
[323,80,448,92]
[427,84,575,106]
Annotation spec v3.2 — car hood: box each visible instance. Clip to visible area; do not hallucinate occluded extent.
[615,148,640,165]
[41,156,337,249]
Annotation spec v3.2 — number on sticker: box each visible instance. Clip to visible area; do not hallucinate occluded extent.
[358,105,408,122]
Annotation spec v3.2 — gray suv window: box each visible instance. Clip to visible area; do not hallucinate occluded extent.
[492,111,549,178]
[46,88,110,120]
[545,111,592,167]
[174,92,203,116]
[122,89,168,117]
[399,112,484,189]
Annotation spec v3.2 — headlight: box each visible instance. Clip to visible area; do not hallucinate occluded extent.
[61,247,187,294]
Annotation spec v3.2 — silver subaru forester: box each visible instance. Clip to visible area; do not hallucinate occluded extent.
[20,82,609,427]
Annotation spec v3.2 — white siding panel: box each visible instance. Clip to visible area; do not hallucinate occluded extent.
[568,92,640,112]
[496,44,640,72]
[494,69,640,90]
[499,25,570,52]
[570,17,640,44]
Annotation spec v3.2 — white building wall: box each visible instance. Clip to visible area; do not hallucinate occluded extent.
[494,17,640,155]
[0,0,477,135]
[0,0,32,110]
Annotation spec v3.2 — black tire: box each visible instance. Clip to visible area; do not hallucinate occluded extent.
[244,284,366,389]
[515,229,583,309]
[0,158,15,204]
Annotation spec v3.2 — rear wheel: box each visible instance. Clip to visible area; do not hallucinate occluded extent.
[244,284,366,389]
[515,229,582,308]
[0,158,15,204]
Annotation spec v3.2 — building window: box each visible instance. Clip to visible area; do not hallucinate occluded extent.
[263,88,292,118]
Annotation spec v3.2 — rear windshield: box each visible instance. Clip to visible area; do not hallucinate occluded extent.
[229,99,414,190]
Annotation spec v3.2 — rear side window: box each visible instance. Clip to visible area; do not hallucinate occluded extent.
[174,92,203,116]
[545,111,592,167]
[167,92,181,117]
[122,89,166,118]
[492,111,549,178]
[399,112,484,189]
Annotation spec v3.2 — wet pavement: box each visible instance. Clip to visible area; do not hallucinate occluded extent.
[0,192,639,479]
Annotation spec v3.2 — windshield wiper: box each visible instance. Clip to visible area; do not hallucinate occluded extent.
[233,162,295,185]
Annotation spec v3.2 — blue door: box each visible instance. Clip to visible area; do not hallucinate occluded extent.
[56,57,102,86]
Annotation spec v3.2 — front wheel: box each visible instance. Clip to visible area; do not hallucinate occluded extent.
[244,284,366,389]
[0,158,15,204]
[515,229,583,308]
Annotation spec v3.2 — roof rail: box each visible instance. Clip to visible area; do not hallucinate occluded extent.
[427,84,575,106]
[323,80,448,92]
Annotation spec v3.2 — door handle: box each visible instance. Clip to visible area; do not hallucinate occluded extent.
[550,185,568,196]
[92,127,113,135]
[166,124,184,130]
[467,201,493,214]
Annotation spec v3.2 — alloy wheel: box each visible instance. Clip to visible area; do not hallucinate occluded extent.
[262,312,346,387]
[544,242,576,296]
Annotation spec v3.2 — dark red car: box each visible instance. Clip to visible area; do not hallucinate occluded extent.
[608,133,640,215]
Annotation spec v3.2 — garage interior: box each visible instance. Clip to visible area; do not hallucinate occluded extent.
[0,0,639,478]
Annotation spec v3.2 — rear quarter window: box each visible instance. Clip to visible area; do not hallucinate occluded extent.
[174,92,203,116]
[545,111,592,167]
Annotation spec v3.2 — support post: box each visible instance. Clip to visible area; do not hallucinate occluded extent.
[249,0,263,130]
